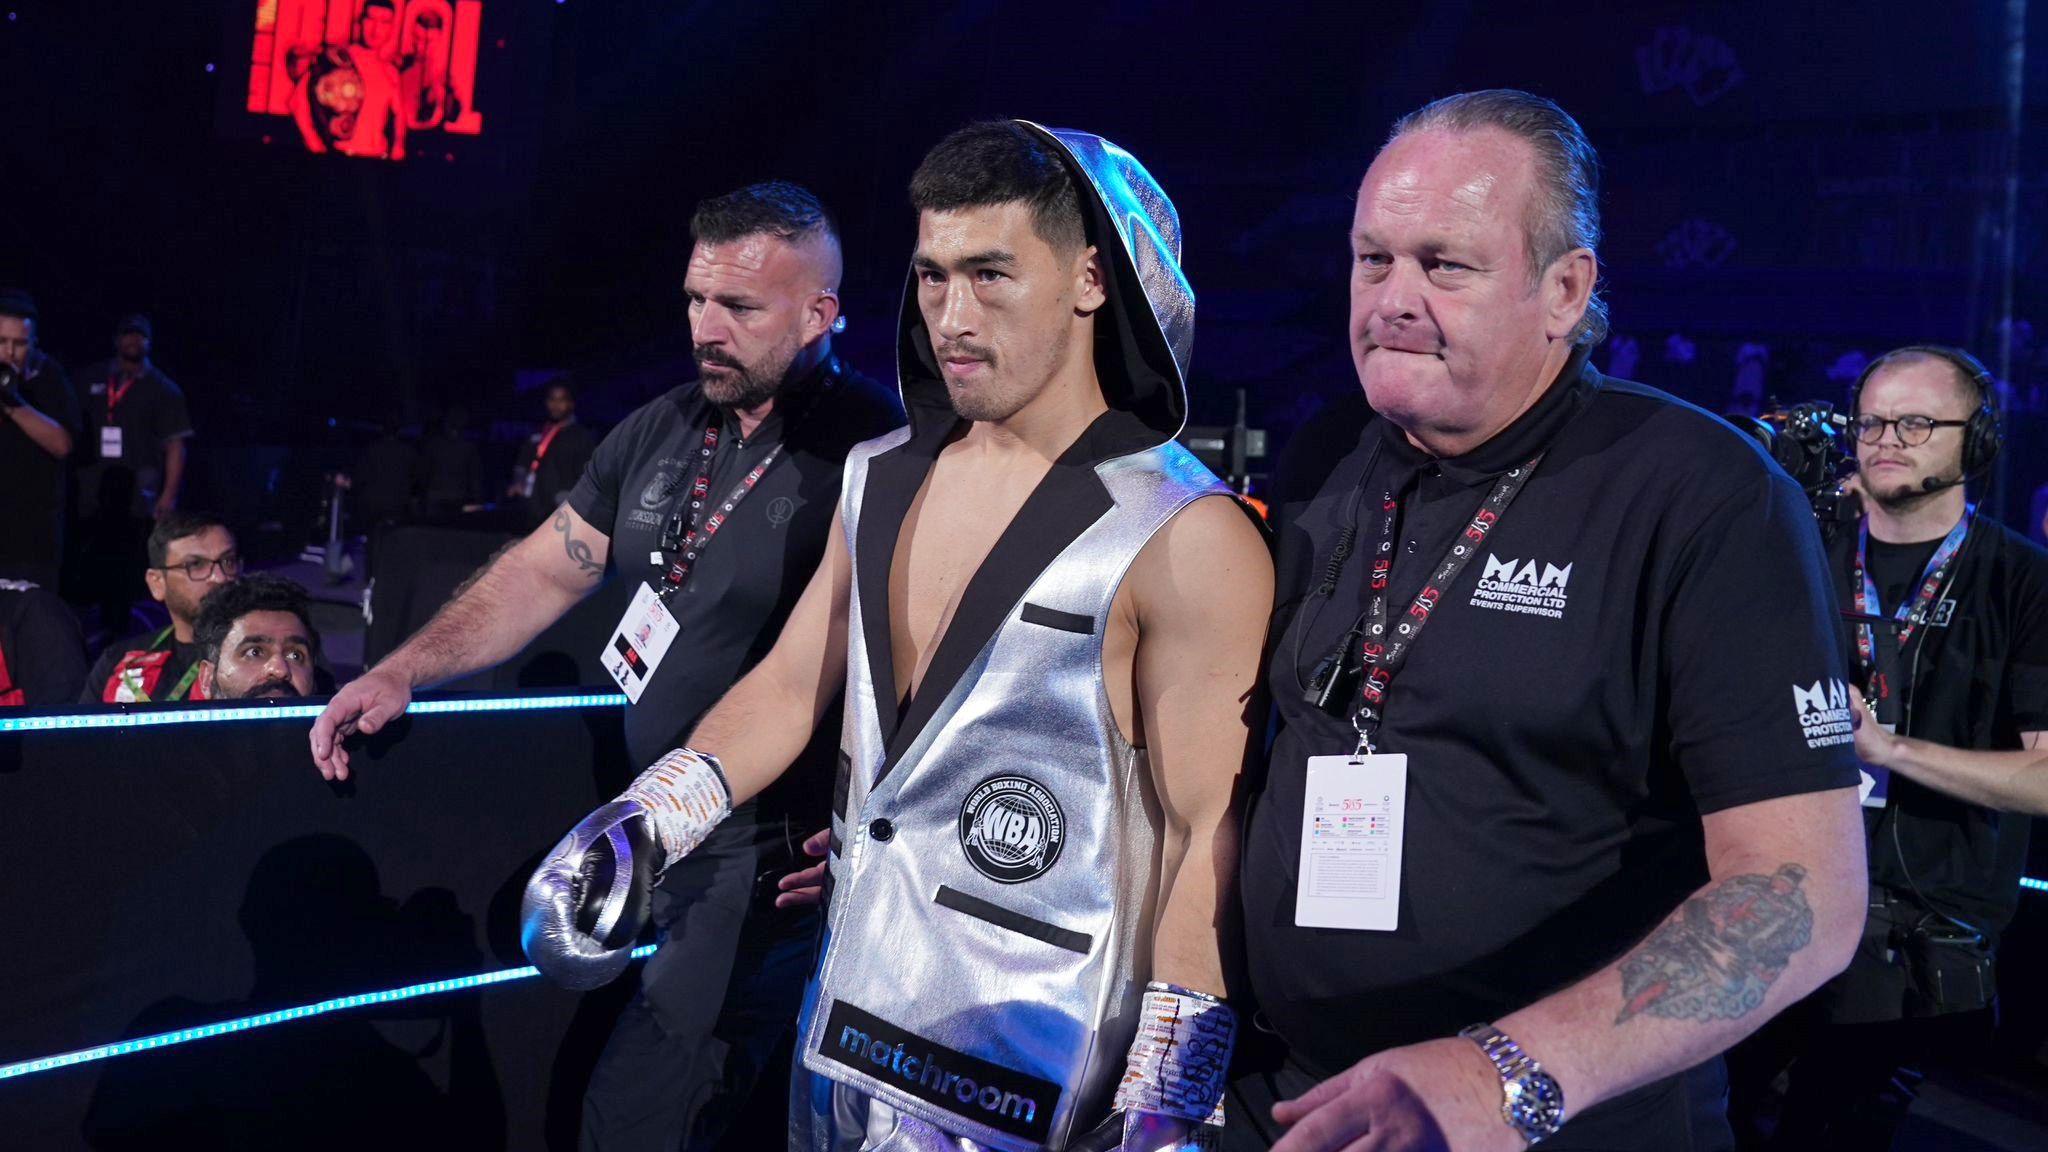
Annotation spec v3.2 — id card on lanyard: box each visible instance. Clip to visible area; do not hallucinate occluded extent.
[599,418,785,699]
[1850,511,1969,808]
[101,375,134,459]
[1293,452,1542,931]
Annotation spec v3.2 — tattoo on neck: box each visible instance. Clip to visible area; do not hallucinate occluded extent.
[1615,863,1813,1025]
[554,507,603,579]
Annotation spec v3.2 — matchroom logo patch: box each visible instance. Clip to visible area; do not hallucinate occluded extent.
[818,1000,1060,1142]
[1794,679,1856,750]
[1469,554,1572,620]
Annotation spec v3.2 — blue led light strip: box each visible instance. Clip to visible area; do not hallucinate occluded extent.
[0,692,626,734]
[2023,876,2048,894]
[0,943,657,1083]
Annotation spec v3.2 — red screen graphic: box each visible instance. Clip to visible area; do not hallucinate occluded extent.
[245,0,485,161]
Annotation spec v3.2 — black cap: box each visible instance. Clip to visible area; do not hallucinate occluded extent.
[115,314,152,339]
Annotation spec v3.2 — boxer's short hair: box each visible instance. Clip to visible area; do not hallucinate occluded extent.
[910,121,1085,256]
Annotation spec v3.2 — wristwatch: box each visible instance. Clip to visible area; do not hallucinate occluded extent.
[1458,1023,1566,1146]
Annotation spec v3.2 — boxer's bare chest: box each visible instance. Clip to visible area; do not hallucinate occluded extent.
[885,446,1050,707]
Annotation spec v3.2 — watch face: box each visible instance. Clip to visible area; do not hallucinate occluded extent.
[1504,1072,1566,1132]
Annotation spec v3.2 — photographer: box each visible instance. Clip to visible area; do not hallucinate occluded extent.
[0,290,82,587]
[1733,345,2048,1150]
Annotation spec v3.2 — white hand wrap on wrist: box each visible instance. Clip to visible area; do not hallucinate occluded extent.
[1113,982,1236,1127]
[619,748,733,866]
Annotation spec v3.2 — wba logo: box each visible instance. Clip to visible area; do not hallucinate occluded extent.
[959,776,1066,884]
[1794,678,1855,750]
[1469,553,1572,619]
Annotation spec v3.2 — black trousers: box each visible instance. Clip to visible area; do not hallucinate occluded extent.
[580,807,821,1152]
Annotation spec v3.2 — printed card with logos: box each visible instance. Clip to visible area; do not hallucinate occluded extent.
[601,582,680,703]
[1294,753,1407,931]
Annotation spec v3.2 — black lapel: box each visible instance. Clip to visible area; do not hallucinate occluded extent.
[876,410,1157,781]
[856,412,958,751]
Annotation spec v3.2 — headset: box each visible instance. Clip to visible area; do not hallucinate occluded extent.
[1849,344,2002,485]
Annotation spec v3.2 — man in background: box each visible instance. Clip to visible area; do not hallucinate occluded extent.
[0,290,81,588]
[194,573,321,701]
[78,313,194,636]
[505,380,596,527]
[82,511,239,704]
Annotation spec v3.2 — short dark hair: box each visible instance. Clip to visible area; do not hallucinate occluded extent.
[148,510,230,567]
[194,573,320,664]
[1388,89,1608,345]
[909,121,1086,255]
[690,181,838,247]
[0,289,37,325]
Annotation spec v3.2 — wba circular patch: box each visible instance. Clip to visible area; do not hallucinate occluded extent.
[958,775,1066,884]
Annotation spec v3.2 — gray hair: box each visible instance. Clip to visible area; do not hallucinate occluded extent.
[1387,89,1608,346]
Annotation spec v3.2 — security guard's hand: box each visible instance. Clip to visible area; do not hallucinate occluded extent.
[1271,1037,1516,1152]
[311,664,414,781]
[774,826,831,908]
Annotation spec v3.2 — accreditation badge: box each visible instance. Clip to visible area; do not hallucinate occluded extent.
[602,582,680,703]
[1293,753,1408,931]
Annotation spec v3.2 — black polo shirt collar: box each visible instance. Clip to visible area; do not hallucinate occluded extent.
[1375,345,1598,488]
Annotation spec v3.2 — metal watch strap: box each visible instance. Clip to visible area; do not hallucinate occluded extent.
[1458,1023,1565,1145]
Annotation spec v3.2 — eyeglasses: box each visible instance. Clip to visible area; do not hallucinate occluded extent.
[158,552,242,581]
[1849,414,1970,447]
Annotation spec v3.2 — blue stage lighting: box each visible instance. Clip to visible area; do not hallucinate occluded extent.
[0,693,626,734]
[0,944,657,1082]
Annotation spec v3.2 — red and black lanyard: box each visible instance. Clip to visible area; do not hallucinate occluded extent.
[527,422,565,475]
[105,373,137,422]
[652,422,782,601]
[1351,452,1545,754]
[1849,509,1969,714]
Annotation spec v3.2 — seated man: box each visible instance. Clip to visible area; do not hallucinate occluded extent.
[82,511,240,703]
[0,579,88,705]
[192,574,321,700]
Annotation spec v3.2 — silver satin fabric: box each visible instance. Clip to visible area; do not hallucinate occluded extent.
[1021,122,1195,412]
[793,437,1226,1152]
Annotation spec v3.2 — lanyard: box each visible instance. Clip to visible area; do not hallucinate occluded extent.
[1351,452,1544,754]
[528,423,565,473]
[106,373,136,421]
[652,358,839,599]
[1851,511,1969,706]
[653,422,783,601]
[119,627,201,702]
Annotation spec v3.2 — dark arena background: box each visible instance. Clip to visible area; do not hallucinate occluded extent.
[4,1,2048,1149]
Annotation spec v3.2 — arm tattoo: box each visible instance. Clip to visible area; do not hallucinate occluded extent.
[553,507,603,579]
[1616,863,1813,1025]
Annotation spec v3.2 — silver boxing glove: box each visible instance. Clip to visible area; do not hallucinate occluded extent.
[521,748,733,990]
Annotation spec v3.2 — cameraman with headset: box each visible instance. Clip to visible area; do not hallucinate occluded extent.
[1734,345,2048,1149]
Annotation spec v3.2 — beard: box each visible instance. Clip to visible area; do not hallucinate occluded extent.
[229,675,304,700]
[696,336,801,410]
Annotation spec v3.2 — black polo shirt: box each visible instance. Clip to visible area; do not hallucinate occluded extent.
[79,361,192,516]
[1829,516,2048,940]
[0,353,82,578]
[567,356,903,804]
[1243,352,1859,1129]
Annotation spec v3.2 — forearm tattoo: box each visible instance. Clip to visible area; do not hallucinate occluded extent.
[553,507,603,579]
[1615,863,1813,1025]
